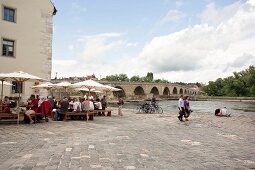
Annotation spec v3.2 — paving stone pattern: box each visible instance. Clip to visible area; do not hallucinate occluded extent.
[0,108,254,170]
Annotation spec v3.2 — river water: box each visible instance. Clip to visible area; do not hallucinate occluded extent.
[114,100,255,119]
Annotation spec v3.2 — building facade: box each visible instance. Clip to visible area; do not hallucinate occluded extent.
[0,0,55,101]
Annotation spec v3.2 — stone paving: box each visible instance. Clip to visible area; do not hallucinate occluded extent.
[0,108,255,170]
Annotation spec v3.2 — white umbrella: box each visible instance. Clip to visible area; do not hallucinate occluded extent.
[53,81,72,98]
[32,82,56,97]
[0,80,14,101]
[71,79,107,95]
[104,85,122,92]
[32,82,55,89]
[0,71,45,124]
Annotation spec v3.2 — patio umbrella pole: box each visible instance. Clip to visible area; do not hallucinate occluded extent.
[1,80,3,102]
[17,90,21,125]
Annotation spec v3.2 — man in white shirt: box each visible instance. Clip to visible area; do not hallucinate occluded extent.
[178,95,185,121]
[89,99,94,111]
[73,98,81,112]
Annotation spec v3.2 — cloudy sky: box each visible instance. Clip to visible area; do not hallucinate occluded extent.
[51,0,255,83]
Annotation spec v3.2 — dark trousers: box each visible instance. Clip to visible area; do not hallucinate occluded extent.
[178,107,185,120]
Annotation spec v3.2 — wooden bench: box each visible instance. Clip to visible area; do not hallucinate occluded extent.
[60,111,94,121]
[0,113,18,119]
[93,110,112,116]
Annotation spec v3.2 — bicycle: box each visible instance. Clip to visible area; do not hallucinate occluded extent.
[133,102,150,113]
[148,103,163,114]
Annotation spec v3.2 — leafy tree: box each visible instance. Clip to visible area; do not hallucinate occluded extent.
[130,75,140,82]
[203,65,255,96]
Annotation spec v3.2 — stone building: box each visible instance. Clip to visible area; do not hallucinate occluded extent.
[0,0,56,101]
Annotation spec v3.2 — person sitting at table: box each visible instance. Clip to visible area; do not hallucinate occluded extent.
[94,98,102,116]
[89,99,94,111]
[3,96,10,105]
[73,98,81,112]
[24,95,38,124]
[40,98,51,122]
[81,98,90,112]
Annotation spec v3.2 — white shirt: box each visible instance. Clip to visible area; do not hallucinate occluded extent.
[73,101,81,112]
[88,95,94,100]
[95,101,102,109]
[178,98,184,108]
[89,101,94,110]
[221,108,227,115]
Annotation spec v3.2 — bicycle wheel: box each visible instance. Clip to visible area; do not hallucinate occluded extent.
[144,104,150,113]
[134,106,142,113]
[156,107,163,114]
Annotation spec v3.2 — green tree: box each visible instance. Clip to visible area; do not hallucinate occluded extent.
[203,65,255,96]
[130,75,140,82]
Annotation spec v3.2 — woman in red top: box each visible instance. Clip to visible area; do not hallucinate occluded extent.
[25,95,38,124]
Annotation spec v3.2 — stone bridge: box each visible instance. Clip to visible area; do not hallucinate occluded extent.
[99,81,198,100]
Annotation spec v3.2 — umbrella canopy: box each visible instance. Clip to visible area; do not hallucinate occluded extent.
[32,82,55,89]
[53,81,72,88]
[71,79,107,95]
[0,71,45,124]
[71,79,106,89]
[104,85,122,92]
[52,81,72,98]
[0,71,45,82]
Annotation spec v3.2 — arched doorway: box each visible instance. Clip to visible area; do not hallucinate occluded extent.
[113,86,126,98]
[184,89,187,94]
[150,87,159,96]
[179,88,183,94]
[163,87,170,96]
[134,86,145,95]
[173,87,177,94]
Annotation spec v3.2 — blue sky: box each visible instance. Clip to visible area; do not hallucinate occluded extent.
[51,0,255,83]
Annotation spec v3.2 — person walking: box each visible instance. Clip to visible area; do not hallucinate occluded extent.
[117,97,124,116]
[178,95,185,121]
[184,96,192,121]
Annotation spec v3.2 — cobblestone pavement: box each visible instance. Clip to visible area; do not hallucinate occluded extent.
[0,108,254,170]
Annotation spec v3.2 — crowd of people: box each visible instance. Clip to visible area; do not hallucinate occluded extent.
[1,92,232,124]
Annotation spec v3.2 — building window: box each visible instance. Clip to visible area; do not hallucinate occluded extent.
[2,39,15,57]
[3,7,15,22]
[12,81,23,94]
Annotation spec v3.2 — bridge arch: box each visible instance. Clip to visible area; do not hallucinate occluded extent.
[113,86,126,98]
[150,86,159,96]
[134,86,145,96]
[179,88,183,94]
[173,87,178,94]
[163,87,170,96]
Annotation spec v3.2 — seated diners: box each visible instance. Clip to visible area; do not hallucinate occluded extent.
[94,98,102,115]
[73,98,81,112]
[82,98,90,112]
[89,99,94,111]
[24,95,38,124]
[53,97,69,121]
[68,98,74,112]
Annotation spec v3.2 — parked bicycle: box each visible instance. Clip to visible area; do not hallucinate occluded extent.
[134,102,163,114]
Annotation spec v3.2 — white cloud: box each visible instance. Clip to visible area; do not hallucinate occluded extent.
[137,1,255,82]
[77,32,125,63]
[160,9,185,25]
[201,1,242,25]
